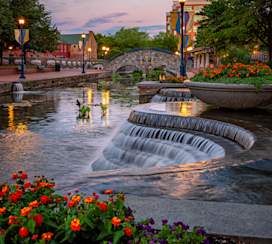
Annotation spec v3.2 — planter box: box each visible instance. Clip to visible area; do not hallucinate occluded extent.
[186,82,272,109]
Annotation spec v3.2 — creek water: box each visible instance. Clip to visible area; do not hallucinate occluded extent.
[0,86,272,204]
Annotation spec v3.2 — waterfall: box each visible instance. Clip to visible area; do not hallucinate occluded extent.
[128,110,256,150]
[11,82,24,93]
[91,122,225,171]
[151,89,192,103]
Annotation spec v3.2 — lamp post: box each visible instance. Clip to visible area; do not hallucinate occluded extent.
[179,0,186,77]
[81,33,86,74]
[88,47,92,63]
[18,18,25,79]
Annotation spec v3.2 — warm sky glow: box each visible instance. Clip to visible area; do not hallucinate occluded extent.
[40,0,173,35]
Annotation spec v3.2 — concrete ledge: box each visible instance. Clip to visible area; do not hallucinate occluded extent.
[128,107,256,149]
[127,196,272,241]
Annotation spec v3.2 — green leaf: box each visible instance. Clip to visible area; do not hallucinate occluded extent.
[27,219,36,234]
[113,230,124,244]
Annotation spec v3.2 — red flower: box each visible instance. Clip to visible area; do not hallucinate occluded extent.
[24,182,32,189]
[21,172,28,180]
[34,214,43,227]
[97,202,108,212]
[68,201,76,208]
[124,227,133,237]
[11,173,18,179]
[63,196,68,202]
[9,190,23,203]
[102,189,113,195]
[55,197,62,203]
[8,215,18,225]
[19,227,29,238]
[40,195,50,204]
[31,234,39,240]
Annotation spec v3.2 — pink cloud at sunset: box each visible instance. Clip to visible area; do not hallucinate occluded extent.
[40,0,173,35]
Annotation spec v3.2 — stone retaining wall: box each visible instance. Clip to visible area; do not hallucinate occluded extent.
[0,72,111,94]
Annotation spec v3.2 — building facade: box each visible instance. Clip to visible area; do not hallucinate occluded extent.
[53,31,97,61]
[166,0,209,49]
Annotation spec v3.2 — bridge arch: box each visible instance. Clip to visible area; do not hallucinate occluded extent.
[105,48,179,76]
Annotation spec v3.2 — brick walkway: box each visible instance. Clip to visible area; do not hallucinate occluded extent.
[0,68,104,83]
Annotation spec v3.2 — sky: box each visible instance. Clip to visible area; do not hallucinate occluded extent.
[40,0,173,35]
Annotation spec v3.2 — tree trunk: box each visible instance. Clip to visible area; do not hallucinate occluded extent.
[0,44,3,65]
[269,44,272,62]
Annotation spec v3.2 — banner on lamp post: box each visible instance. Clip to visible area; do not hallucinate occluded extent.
[15,29,29,45]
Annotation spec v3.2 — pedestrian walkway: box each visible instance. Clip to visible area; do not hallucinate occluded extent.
[127,196,272,242]
[0,69,104,83]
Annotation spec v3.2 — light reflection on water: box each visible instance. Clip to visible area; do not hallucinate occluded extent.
[0,87,137,189]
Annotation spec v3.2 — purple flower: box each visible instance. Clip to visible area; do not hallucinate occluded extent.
[149,218,155,225]
[196,228,206,235]
[162,219,168,225]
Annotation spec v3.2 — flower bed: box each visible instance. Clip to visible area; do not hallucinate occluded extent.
[0,172,208,243]
[192,63,272,89]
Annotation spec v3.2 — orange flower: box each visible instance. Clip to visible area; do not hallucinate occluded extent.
[124,227,133,237]
[29,200,39,208]
[20,207,32,216]
[1,185,9,194]
[102,189,113,195]
[111,217,121,228]
[70,218,81,232]
[84,196,94,204]
[19,227,29,238]
[0,207,6,215]
[71,195,81,203]
[41,232,53,240]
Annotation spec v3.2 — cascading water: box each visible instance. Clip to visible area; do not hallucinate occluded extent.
[151,89,193,103]
[11,82,24,93]
[92,122,225,171]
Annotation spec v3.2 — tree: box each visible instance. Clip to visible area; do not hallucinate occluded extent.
[10,0,59,52]
[0,0,14,64]
[0,0,59,64]
[196,0,272,61]
[95,28,178,59]
[151,32,179,52]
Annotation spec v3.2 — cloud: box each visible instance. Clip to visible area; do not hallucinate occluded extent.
[139,25,165,32]
[83,12,128,28]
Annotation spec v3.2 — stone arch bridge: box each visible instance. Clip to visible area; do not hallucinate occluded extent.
[105,48,179,75]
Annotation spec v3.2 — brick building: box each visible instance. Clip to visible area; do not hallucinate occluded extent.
[53,31,97,60]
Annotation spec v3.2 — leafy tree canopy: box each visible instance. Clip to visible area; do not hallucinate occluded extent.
[95,27,179,59]
[196,0,272,61]
[0,0,59,63]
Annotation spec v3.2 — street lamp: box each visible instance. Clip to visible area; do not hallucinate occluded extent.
[88,47,92,63]
[81,33,86,73]
[179,0,186,77]
[18,18,25,79]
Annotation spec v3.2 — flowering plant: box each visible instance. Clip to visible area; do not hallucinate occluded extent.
[193,63,272,80]
[0,172,208,243]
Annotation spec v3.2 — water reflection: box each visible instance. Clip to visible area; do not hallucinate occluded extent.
[101,90,110,127]
[150,100,207,117]
[7,104,28,135]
